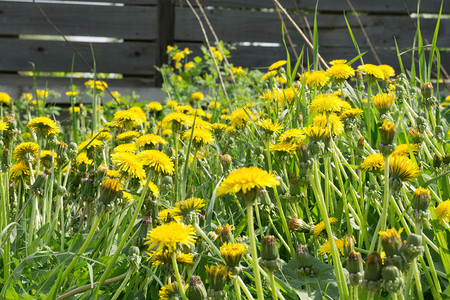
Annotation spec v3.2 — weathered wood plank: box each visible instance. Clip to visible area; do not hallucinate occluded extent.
[0,38,156,75]
[155,0,175,86]
[190,0,448,14]
[7,0,157,5]
[175,8,449,48]
[0,2,157,40]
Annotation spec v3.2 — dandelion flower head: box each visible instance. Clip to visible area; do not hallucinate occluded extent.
[27,117,60,137]
[145,222,197,253]
[436,200,450,224]
[138,149,174,175]
[310,93,350,114]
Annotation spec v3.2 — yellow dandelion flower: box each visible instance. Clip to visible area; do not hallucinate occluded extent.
[310,93,350,114]
[35,89,48,99]
[111,152,146,180]
[269,60,287,70]
[305,70,330,88]
[232,66,245,75]
[270,142,297,155]
[76,152,93,165]
[122,191,134,202]
[329,59,347,65]
[319,239,344,256]
[84,80,108,91]
[138,150,174,175]
[220,242,247,268]
[378,64,395,80]
[145,222,197,252]
[162,129,173,137]
[10,161,30,181]
[66,91,79,97]
[174,105,192,114]
[0,120,9,131]
[227,108,257,129]
[211,123,229,133]
[158,208,182,224]
[372,93,396,114]
[326,64,355,81]
[391,144,418,158]
[313,217,338,238]
[129,106,147,122]
[340,108,364,120]
[13,142,39,163]
[162,112,190,129]
[149,250,194,267]
[361,153,385,172]
[378,228,403,240]
[389,156,421,182]
[147,101,163,112]
[184,61,195,71]
[113,143,138,154]
[115,131,140,143]
[278,129,306,144]
[27,117,60,137]
[136,134,167,148]
[313,113,344,135]
[77,139,104,152]
[436,200,450,223]
[188,108,206,117]
[303,125,329,140]
[262,70,277,80]
[217,166,280,196]
[256,119,284,135]
[113,109,145,129]
[166,100,178,108]
[107,169,121,178]
[0,92,11,105]
[191,92,204,102]
[357,64,385,80]
[158,282,188,300]
[172,197,205,217]
[89,131,112,143]
[146,180,160,198]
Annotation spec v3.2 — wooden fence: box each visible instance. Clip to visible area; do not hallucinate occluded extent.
[0,0,448,100]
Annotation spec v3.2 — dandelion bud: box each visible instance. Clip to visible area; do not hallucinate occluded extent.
[357,136,365,148]
[402,234,424,262]
[56,185,66,196]
[206,265,229,299]
[32,169,51,196]
[382,265,404,293]
[220,242,246,272]
[362,252,382,293]
[379,228,405,269]
[412,187,431,223]
[343,233,355,256]
[433,154,442,169]
[260,235,279,273]
[219,154,232,172]
[81,173,95,202]
[409,128,425,144]
[254,146,264,156]
[295,244,315,278]
[443,154,450,166]
[217,224,234,245]
[189,275,207,300]
[348,250,364,286]
[47,134,58,151]
[288,216,310,233]
[164,146,174,158]
[97,163,108,177]
[421,82,433,98]
[1,149,10,170]
[378,121,396,155]
[98,178,121,206]
[435,125,445,142]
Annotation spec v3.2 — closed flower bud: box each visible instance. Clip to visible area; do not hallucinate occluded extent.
[254,146,264,156]
[433,154,442,169]
[379,228,403,258]
[260,235,279,273]
[362,252,382,293]
[206,265,229,293]
[421,82,433,98]
[67,142,78,161]
[382,265,404,293]
[409,128,425,144]
[32,169,51,196]
[295,244,315,278]
[189,275,207,300]
[343,233,356,256]
[47,134,58,150]
[348,251,364,286]
[288,216,311,233]
[412,187,431,212]
[402,234,424,262]
[98,178,121,206]
[378,121,396,155]
[357,136,365,148]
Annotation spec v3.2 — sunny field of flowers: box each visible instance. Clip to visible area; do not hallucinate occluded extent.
[0,39,449,300]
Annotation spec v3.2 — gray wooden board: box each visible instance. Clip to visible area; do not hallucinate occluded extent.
[0,38,156,75]
[190,0,448,14]
[0,74,166,104]
[3,0,157,5]
[175,42,450,73]
[175,8,449,48]
[0,2,157,40]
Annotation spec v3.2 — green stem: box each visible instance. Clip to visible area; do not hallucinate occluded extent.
[245,201,264,300]
[234,277,242,300]
[269,271,278,300]
[48,214,102,299]
[412,259,424,300]
[93,172,153,296]
[171,253,187,300]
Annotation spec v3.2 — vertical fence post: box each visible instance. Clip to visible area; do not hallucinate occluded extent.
[155,0,175,87]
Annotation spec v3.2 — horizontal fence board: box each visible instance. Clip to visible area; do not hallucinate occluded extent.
[5,0,157,5]
[0,2,157,40]
[192,0,448,14]
[176,42,450,74]
[175,8,449,48]
[0,38,156,75]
